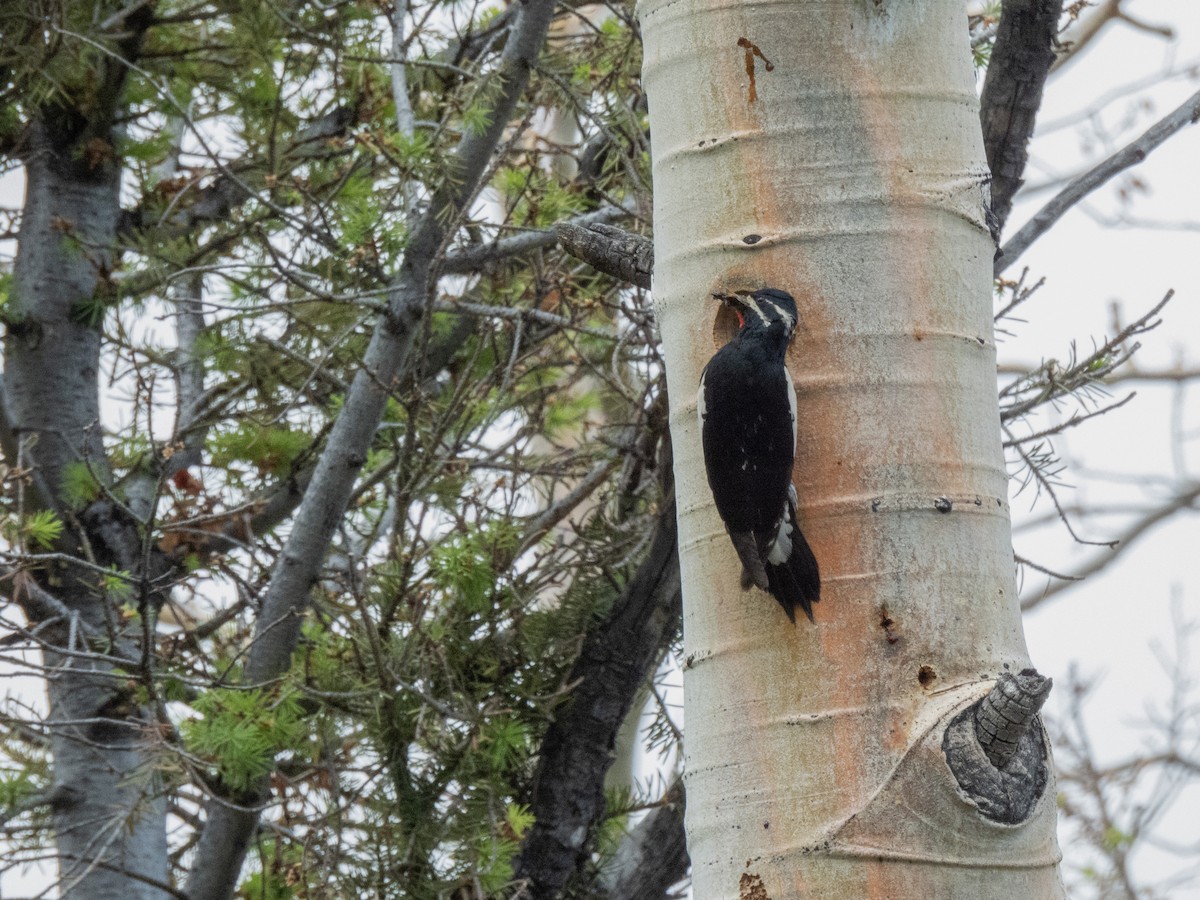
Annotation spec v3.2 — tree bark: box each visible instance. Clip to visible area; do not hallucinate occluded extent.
[640,0,1063,896]
[979,0,1064,235]
[7,117,170,899]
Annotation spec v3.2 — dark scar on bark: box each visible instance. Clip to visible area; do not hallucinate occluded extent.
[737,38,775,103]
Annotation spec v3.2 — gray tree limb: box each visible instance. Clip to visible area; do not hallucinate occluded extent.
[181,2,560,897]
[997,88,1200,275]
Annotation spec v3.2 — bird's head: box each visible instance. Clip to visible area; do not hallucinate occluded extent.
[712,288,798,336]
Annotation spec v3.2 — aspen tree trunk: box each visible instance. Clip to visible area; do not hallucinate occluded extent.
[640,1,1064,897]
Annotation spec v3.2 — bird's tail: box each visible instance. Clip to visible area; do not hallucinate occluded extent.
[764,494,821,624]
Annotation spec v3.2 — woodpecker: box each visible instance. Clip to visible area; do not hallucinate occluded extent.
[697,287,821,623]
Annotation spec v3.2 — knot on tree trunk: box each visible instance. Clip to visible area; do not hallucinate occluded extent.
[974,668,1053,768]
[942,669,1053,824]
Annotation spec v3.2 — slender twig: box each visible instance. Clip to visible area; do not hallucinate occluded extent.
[997,90,1200,275]
[1000,364,1200,384]
[1002,392,1135,447]
[1015,553,1084,582]
[1020,482,1200,611]
[433,298,616,341]
[516,455,623,558]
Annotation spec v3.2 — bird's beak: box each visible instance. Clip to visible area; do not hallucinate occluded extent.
[712,291,749,328]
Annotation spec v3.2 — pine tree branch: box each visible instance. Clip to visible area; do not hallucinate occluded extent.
[979,0,1064,234]
[182,2,560,897]
[116,106,357,241]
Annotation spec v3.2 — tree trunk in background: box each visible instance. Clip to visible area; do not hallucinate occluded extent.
[641,0,1063,896]
[7,121,170,898]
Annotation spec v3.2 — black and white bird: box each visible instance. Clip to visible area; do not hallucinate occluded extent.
[698,287,821,623]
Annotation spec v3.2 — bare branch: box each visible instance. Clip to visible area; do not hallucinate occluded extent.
[1020,481,1200,611]
[1052,0,1120,72]
[997,90,1200,275]
[1053,0,1173,73]
[440,205,631,274]
[556,221,654,289]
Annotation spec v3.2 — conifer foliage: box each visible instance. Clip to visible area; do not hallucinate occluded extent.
[0,2,666,897]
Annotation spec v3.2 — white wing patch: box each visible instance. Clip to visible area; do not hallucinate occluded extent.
[697,369,707,426]
[766,485,800,566]
[766,507,793,565]
[786,370,797,457]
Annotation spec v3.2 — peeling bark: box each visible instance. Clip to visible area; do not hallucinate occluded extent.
[556,221,654,289]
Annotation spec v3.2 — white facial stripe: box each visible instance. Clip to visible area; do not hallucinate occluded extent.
[742,297,771,328]
[758,297,795,332]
